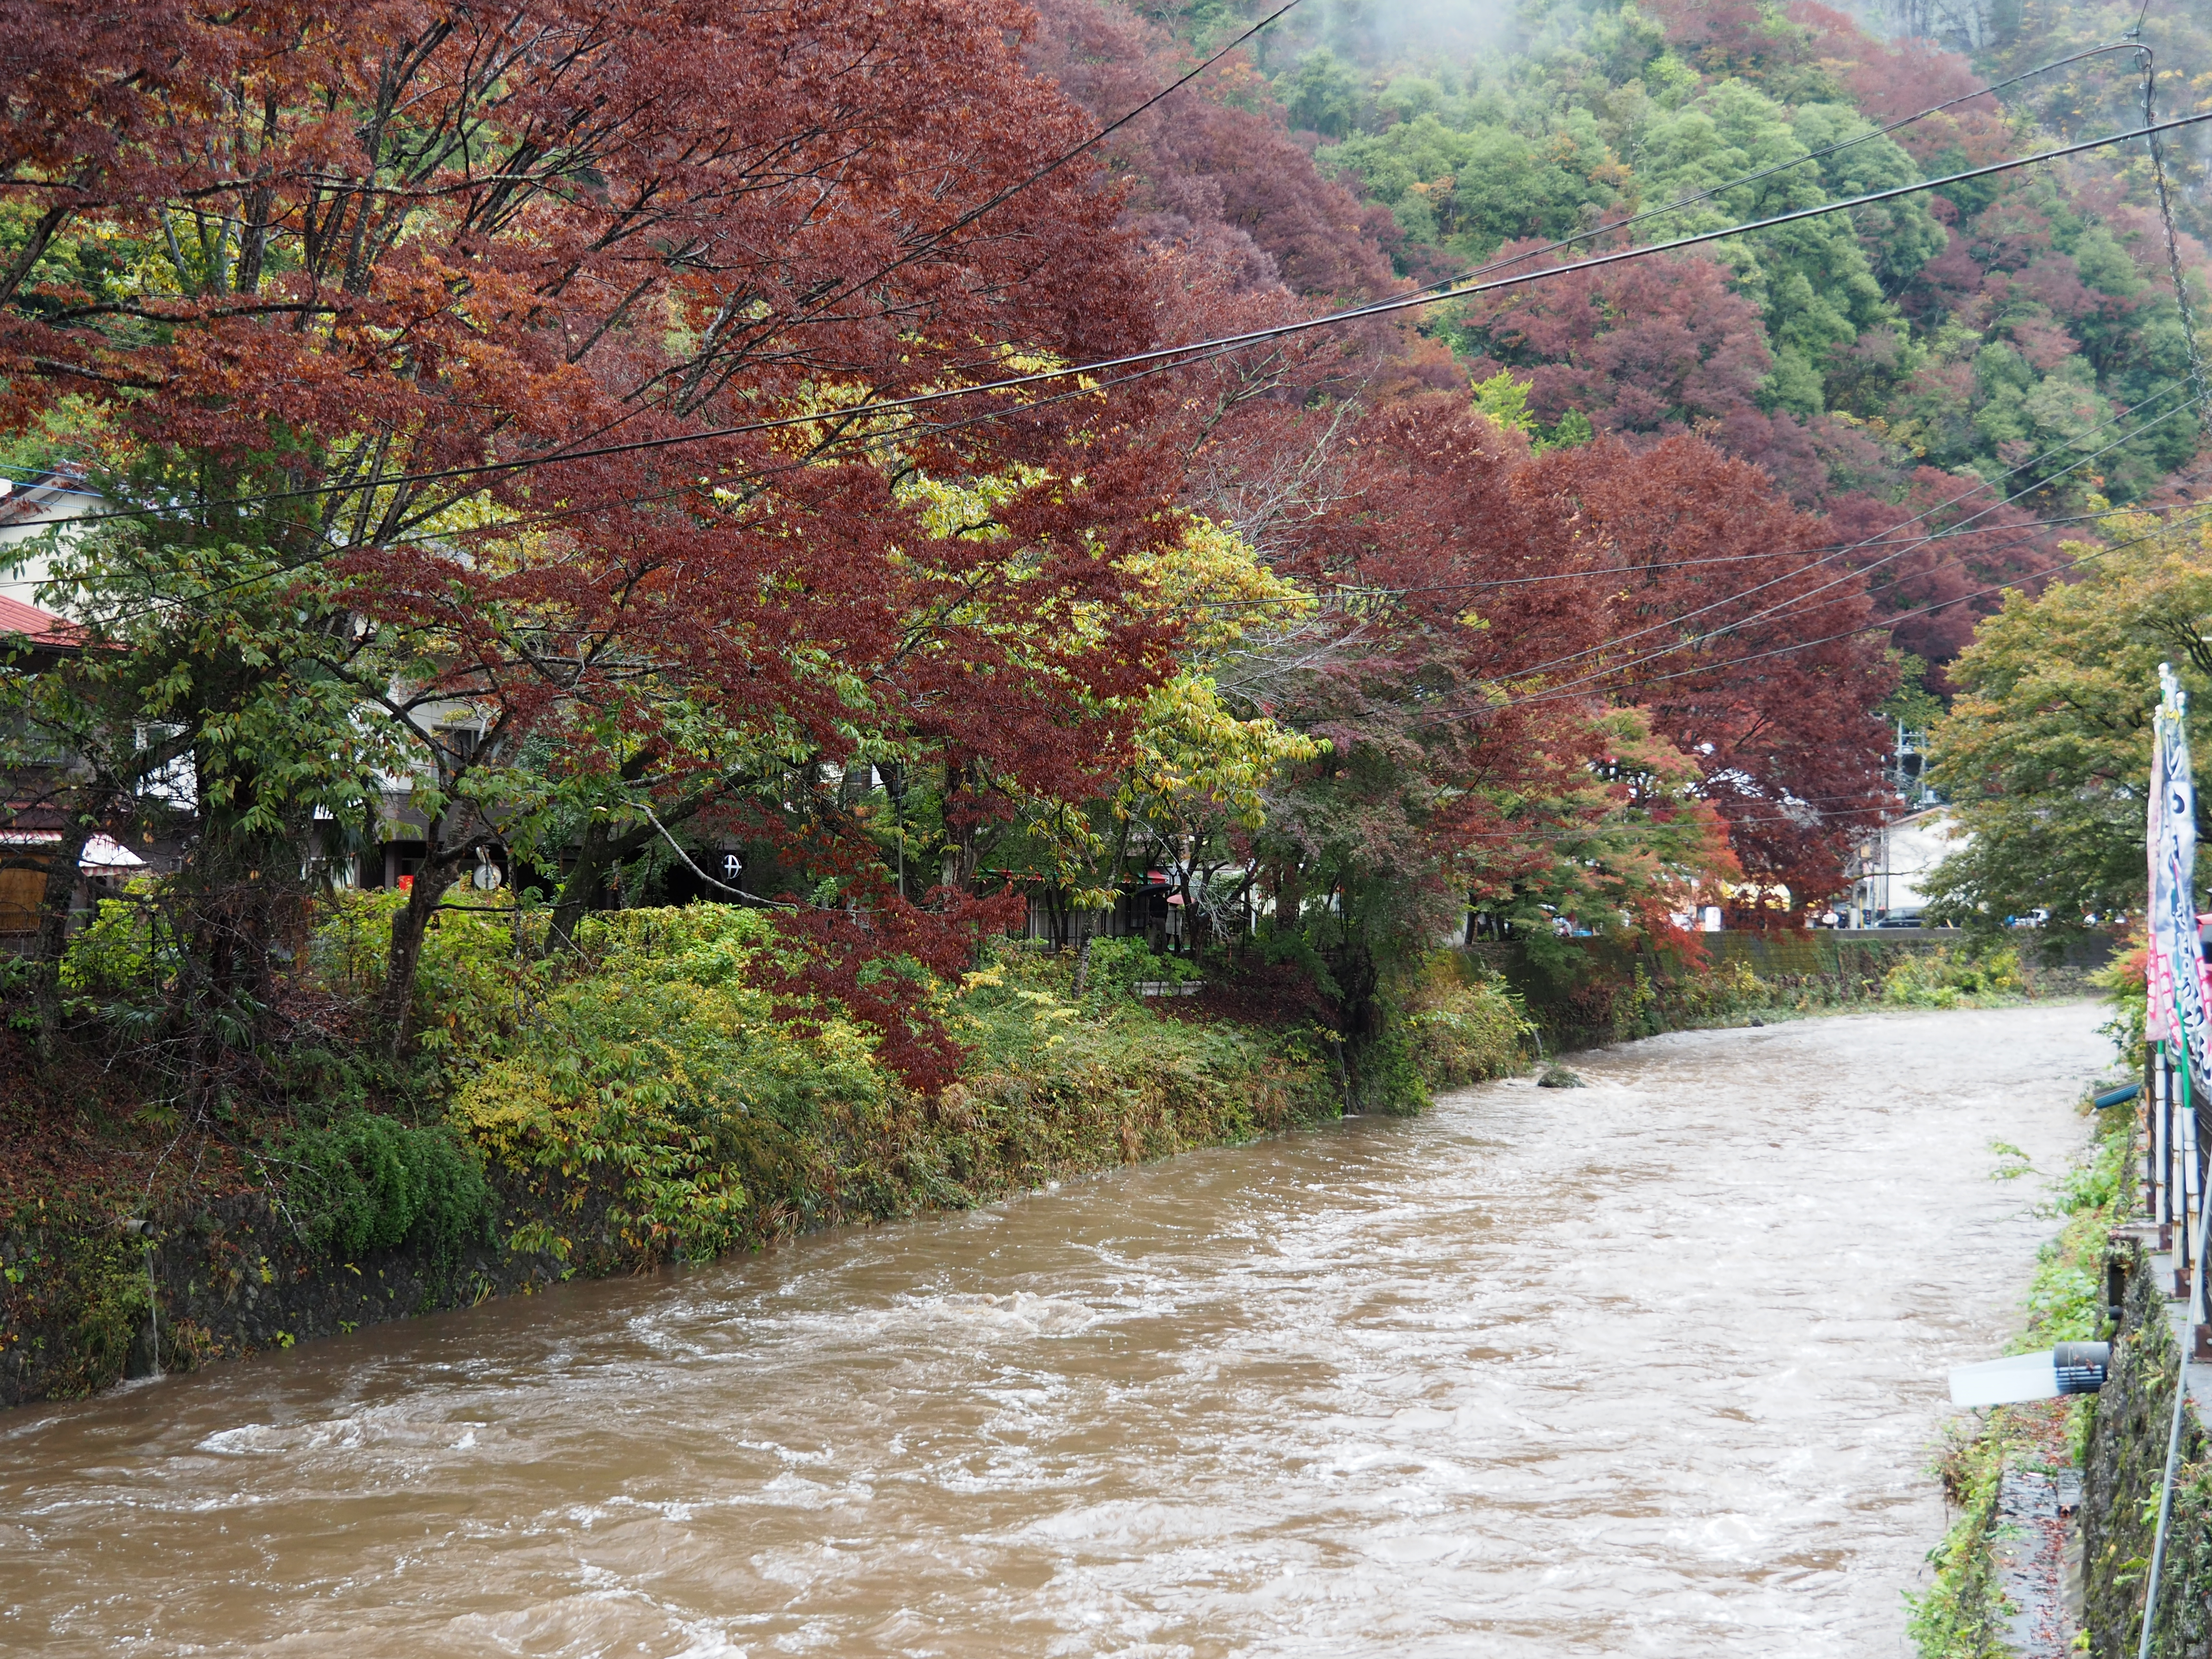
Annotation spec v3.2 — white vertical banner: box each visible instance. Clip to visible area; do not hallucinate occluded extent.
[2150,663,2211,1083]
[2151,679,2176,1043]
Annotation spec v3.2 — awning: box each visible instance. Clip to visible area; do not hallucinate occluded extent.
[81,835,146,872]
[0,830,149,872]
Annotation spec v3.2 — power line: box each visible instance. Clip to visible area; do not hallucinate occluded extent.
[40,108,2212,534]
[8,33,2140,514]
[759,0,1310,359]
[2141,53,2212,409]
[1365,499,2177,599]
[1499,386,2202,691]
[1442,39,2152,294]
[1504,504,2211,712]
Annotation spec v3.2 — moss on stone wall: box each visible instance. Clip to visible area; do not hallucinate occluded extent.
[2081,1240,2212,1659]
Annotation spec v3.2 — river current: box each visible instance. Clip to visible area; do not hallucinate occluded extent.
[0,1003,2112,1656]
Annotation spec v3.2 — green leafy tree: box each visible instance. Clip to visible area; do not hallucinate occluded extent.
[1280,47,1362,138]
[1,519,419,1082]
[1631,83,1938,414]
[1925,510,2212,942]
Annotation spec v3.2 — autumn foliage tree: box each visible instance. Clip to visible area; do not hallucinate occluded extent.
[0,0,1197,1075]
[0,0,1948,1108]
[1534,436,1898,910]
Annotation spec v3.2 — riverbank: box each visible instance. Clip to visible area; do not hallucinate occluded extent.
[5,906,1533,1408]
[1,905,2080,1412]
[1907,1048,2212,1659]
[1481,929,2107,1053]
[0,1002,2107,1655]
[1908,1094,2130,1658]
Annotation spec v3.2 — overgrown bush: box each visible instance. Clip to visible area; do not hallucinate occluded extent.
[445,924,1340,1268]
[1883,946,2023,1010]
[282,1111,495,1265]
[1068,934,1203,1001]
[1400,954,1533,1091]
[58,878,180,1001]
[953,941,1337,1145]
[2092,945,2148,1053]
[310,885,552,1058]
[958,941,1332,1116]
[453,909,883,1263]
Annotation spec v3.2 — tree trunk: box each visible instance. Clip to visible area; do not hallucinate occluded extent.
[548,756,720,951]
[32,810,92,1061]
[549,815,661,953]
[373,851,451,1058]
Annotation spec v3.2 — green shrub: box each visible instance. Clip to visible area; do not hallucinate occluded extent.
[1401,954,1532,1091]
[1071,934,1203,1002]
[310,886,555,1058]
[1354,1011,1428,1115]
[2091,948,2147,1053]
[1883,946,2023,1010]
[453,940,882,1264]
[59,878,180,1000]
[951,942,1336,1151]
[283,1112,495,1264]
[445,917,1334,1268]
[567,902,781,982]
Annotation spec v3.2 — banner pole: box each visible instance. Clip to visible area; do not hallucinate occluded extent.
[2140,1047,2208,1659]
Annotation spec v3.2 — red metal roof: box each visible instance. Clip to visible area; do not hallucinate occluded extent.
[0,593,72,642]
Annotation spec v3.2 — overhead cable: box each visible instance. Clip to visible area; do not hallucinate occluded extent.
[1504,502,2212,711]
[1499,385,2204,689]
[43,108,2212,533]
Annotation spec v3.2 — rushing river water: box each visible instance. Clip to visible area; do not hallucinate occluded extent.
[1,1003,2113,1657]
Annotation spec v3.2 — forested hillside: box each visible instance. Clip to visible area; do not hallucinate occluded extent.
[1034,0,2212,676]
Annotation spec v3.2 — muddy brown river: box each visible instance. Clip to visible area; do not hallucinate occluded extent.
[0,1003,2112,1656]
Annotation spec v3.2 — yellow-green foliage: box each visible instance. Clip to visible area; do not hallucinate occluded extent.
[1400,954,1532,1090]
[58,878,178,998]
[2092,950,2148,1053]
[441,916,1336,1270]
[1883,946,2023,1010]
[312,886,550,1058]
[953,943,1334,1149]
[452,906,883,1263]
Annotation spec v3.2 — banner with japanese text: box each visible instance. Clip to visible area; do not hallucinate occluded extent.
[2149,663,2210,1081]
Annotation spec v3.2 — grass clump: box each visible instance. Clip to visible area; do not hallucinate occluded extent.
[440,918,1345,1270]
[1907,1415,2020,1659]
[1398,953,1534,1094]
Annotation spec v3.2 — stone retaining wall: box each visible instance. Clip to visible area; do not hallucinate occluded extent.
[1,1187,566,1408]
[2081,1237,2212,1658]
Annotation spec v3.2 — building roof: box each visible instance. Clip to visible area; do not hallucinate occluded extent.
[0,831,148,871]
[0,592,73,644]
